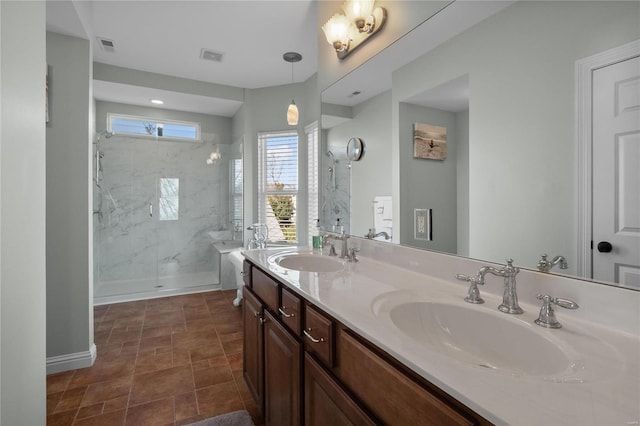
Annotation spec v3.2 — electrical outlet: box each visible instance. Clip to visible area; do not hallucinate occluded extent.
[414,209,432,241]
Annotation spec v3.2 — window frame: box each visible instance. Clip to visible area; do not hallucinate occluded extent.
[258,130,299,244]
[107,113,201,142]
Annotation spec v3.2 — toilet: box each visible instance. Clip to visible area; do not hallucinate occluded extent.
[228,249,245,306]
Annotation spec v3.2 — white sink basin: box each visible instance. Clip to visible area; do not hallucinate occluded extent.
[269,252,344,273]
[388,302,571,376]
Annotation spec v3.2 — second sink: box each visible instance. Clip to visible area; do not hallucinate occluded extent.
[387,301,572,377]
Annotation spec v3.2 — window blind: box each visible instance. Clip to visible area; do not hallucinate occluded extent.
[305,122,319,243]
[258,131,299,242]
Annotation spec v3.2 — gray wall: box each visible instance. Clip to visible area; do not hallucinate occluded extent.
[1,2,47,424]
[399,103,458,254]
[46,32,94,362]
[243,75,320,247]
[392,1,640,272]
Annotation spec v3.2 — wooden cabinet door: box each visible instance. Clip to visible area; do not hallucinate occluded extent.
[243,288,264,417]
[305,353,377,426]
[264,310,302,426]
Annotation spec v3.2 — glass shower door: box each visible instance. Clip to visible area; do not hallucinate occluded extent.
[94,134,160,298]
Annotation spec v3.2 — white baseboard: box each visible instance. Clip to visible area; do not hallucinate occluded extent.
[46,343,97,374]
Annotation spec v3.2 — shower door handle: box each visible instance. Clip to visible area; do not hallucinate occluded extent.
[149,203,153,218]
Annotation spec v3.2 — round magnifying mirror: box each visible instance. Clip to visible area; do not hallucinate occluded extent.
[346,137,364,161]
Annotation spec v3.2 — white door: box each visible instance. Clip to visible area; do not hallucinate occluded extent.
[592,56,640,288]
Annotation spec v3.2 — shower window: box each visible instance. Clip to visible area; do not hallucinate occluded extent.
[159,178,179,221]
[107,113,200,140]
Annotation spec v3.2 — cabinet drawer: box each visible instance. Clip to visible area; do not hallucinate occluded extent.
[336,330,474,426]
[304,305,334,367]
[279,287,302,335]
[252,267,279,313]
[242,260,252,288]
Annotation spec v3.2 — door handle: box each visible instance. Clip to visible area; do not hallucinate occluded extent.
[597,241,612,253]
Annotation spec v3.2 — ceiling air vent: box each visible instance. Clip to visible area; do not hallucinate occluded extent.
[347,90,362,98]
[200,48,224,63]
[97,37,115,53]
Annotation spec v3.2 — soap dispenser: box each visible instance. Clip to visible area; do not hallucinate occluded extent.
[333,218,343,233]
[312,219,322,248]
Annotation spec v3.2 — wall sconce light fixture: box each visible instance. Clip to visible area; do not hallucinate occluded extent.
[322,0,386,59]
[206,145,222,165]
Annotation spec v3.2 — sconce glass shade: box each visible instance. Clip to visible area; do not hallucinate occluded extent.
[322,13,351,47]
[287,100,299,126]
[206,151,222,165]
[343,0,374,23]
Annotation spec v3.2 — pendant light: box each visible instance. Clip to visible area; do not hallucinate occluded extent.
[283,52,302,126]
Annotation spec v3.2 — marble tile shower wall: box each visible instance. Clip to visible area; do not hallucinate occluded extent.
[321,156,351,233]
[94,135,233,284]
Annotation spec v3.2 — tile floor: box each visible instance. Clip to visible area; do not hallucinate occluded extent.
[46,290,261,426]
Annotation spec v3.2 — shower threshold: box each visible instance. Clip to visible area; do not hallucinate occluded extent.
[94,272,221,305]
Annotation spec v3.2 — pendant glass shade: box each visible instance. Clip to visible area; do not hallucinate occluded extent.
[287,100,299,126]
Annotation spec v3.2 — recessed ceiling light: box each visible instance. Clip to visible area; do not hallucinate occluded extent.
[150,99,164,105]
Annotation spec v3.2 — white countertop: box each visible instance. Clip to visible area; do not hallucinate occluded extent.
[243,244,640,426]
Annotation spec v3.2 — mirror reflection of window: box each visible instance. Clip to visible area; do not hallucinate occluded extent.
[231,158,243,225]
[159,178,179,221]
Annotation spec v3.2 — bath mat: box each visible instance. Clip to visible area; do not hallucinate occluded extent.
[186,410,255,426]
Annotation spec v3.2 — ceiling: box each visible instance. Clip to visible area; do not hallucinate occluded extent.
[46,0,318,115]
[46,1,510,116]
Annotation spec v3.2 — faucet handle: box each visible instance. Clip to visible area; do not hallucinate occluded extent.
[504,258,519,275]
[534,294,579,328]
[347,247,359,262]
[456,274,485,304]
[536,294,579,310]
[537,254,551,272]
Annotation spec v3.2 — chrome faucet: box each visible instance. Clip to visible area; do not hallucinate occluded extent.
[537,254,568,273]
[364,228,391,240]
[477,259,523,314]
[325,231,349,259]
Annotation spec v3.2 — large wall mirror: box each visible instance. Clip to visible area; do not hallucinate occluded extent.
[320,1,640,291]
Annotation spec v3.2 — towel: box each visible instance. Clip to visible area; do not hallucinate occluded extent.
[373,196,393,240]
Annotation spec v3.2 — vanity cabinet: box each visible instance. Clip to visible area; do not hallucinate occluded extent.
[242,287,264,418]
[264,309,302,425]
[242,260,489,426]
[243,261,302,426]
